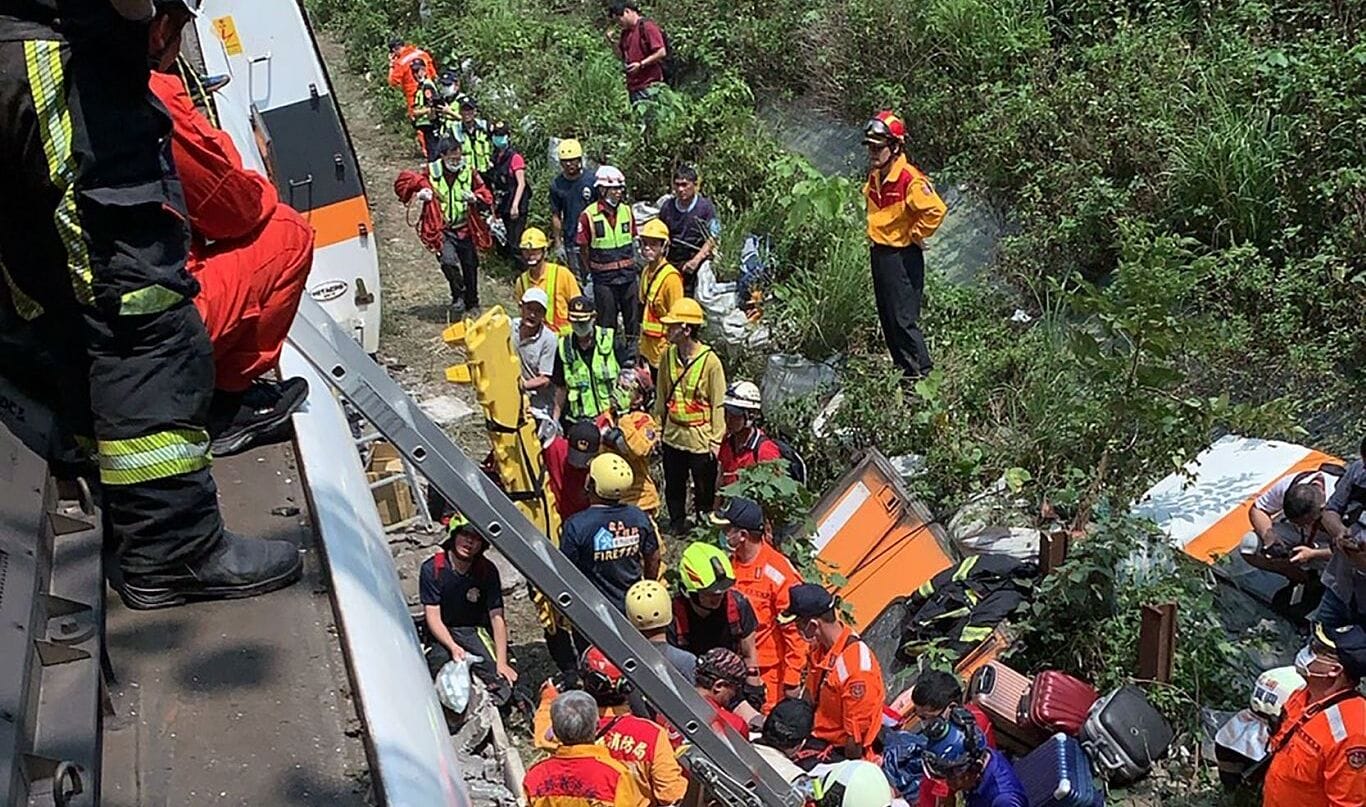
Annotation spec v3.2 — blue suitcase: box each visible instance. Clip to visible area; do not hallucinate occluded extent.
[1013,733,1104,807]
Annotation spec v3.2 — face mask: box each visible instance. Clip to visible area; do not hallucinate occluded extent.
[492,135,509,148]
[572,322,593,338]
[444,159,465,173]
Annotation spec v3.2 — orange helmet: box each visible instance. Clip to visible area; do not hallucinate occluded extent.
[863,110,906,145]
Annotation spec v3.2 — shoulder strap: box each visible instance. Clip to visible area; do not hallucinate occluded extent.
[433,550,447,574]
[1269,690,1364,755]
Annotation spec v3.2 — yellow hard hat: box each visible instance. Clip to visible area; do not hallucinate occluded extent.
[659,297,704,326]
[520,227,550,250]
[588,453,634,500]
[557,138,584,160]
[625,580,673,631]
[639,218,670,242]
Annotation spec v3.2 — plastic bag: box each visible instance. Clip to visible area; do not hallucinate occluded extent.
[760,353,839,412]
[435,654,484,713]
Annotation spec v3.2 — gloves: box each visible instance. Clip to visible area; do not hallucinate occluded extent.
[415,188,433,202]
[741,681,767,711]
[602,426,627,455]
[463,191,477,203]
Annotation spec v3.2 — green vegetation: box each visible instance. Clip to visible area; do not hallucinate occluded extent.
[311,0,1362,797]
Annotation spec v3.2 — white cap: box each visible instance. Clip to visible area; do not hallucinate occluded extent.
[520,287,549,310]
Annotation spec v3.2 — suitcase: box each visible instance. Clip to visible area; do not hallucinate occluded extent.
[1080,685,1174,784]
[969,661,1047,753]
[1013,733,1104,807]
[1028,670,1100,735]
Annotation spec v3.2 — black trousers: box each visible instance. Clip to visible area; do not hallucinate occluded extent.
[415,123,440,162]
[592,276,641,357]
[438,228,480,308]
[0,21,222,575]
[499,210,526,263]
[870,243,932,378]
[662,443,717,531]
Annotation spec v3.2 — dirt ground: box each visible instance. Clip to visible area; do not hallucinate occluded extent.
[317,33,558,701]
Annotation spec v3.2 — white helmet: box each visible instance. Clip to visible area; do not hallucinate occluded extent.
[594,165,626,189]
[723,380,762,411]
[808,760,893,807]
[1251,665,1305,719]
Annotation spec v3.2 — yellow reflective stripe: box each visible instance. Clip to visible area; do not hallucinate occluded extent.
[119,284,183,316]
[959,625,995,643]
[98,428,211,485]
[0,257,43,319]
[951,555,979,582]
[24,40,94,306]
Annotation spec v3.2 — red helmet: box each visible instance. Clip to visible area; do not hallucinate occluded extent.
[580,646,629,696]
[863,110,906,145]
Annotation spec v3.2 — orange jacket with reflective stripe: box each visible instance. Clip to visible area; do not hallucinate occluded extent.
[1264,688,1366,807]
[864,154,946,248]
[807,626,886,757]
[732,542,805,684]
[387,45,436,115]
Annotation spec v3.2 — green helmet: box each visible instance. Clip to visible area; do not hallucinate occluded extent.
[679,542,735,594]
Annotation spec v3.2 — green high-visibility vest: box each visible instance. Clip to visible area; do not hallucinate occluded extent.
[559,326,619,419]
[427,160,474,227]
[586,203,636,273]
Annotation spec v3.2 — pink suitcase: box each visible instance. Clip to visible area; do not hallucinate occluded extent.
[1027,670,1099,735]
[969,661,1047,752]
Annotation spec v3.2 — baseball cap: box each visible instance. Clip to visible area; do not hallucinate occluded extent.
[491,120,510,136]
[711,497,765,531]
[1319,623,1366,679]
[567,295,596,322]
[762,698,815,748]
[780,583,835,623]
[520,286,549,311]
[458,95,477,111]
[566,420,601,469]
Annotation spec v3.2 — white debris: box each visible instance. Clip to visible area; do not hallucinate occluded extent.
[418,395,477,425]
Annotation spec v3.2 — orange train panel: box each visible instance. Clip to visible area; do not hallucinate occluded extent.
[1183,450,1337,563]
[307,195,373,250]
[812,450,957,631]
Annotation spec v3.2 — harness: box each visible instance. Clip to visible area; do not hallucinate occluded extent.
[672,591,745,649]
[489,147,527,213]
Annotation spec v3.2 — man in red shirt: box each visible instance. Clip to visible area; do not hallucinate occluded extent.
[607,2,667,106]
[694,647,751,736]
[716,380,784,488]
[543,419,600,519]
[148,70,313,457]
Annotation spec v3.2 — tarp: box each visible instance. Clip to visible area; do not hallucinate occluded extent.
[1132,435,1339,562]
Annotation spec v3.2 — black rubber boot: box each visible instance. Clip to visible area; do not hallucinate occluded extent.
[119,530,303,610]
[208,376,308,458]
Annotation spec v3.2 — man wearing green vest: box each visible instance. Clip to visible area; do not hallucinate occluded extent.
[450,96,494,178]
[654,298,727,535]
[418,137,493,317]
[552,296,628,426]
[576,165,641,358]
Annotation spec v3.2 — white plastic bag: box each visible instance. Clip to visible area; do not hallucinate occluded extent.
[435,654,484,713]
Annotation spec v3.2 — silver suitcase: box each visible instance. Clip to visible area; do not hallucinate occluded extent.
[1079,685,1173,784]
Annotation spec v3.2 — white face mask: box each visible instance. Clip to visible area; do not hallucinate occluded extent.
[572,321,594,338]
[444,158,464,172]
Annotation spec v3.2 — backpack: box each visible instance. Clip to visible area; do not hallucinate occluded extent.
[642,18,677,86]
[751,434,807,486]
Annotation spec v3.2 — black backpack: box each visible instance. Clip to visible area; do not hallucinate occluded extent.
[752,434,807,486]
[642,18,678,86]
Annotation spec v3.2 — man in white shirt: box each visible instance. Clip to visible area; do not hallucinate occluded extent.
[513,288,558,417]
[1240,467,1338,584]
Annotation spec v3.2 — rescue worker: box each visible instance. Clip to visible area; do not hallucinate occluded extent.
[543,419,600,520]
[1318,435,1366,630]
[387,37,436,156]
[694,647,751,736]
[451,96,493,177]
[559,454,661,615]
[514,227,581,336]
[672,542,767,708]
[1263,623,1366,807]
[147,69,314,458]
[863,110,947,380]
[626,580,698,681]
[0,0,301,609]
[549,138,597,280]
[576,165,640,354]
[656,164,720,297]
[418,516,516,706]
[416,137,492,318]
[654,298,726,534]
[602,367,662,518]
[758,698,836,774]
[783,584,886,760]
[580,647,688,805]
[804,760,896,807]
[908,670,996,748]
[488,121,529,262]
[407,59,442,161]
[525,690,649,807]
[715,496,806,711]
[637,218,684,371]
[1242,468,1339,586]
[920,707,1028,807]
[436,67,461,106]
[716,380,785,489]
[552,296,625,425]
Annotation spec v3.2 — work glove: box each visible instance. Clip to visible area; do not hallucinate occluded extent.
[415,188,433,202]
[602,426,627,455]
[463,191,477,203]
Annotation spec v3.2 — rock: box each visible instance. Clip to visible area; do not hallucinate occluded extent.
[418,394,477,426]
[486,548,526,592]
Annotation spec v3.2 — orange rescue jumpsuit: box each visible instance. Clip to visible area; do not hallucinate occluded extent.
[1264,688,1366,807]
[149,72,313,393]
[387,44,436,116]
[732,541,805,712]
[806,626,886,758]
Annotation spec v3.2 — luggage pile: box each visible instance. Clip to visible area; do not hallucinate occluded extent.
[967,661,1176,802]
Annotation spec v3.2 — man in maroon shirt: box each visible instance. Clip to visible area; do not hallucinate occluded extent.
[544,419,599,519]
[607,2,667,106]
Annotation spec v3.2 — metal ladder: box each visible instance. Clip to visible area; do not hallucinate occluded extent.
[285,297,801,807]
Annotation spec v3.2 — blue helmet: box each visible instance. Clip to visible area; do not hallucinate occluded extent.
[921,707,984,779]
